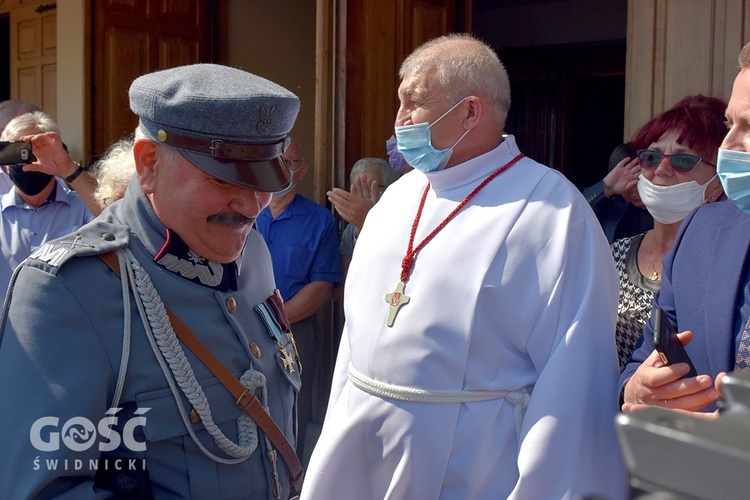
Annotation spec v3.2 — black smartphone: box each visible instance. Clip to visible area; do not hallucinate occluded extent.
[0,141,34,166]
[653,307,698,377]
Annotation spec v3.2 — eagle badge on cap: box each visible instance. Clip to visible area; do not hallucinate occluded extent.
[257,105,275,134]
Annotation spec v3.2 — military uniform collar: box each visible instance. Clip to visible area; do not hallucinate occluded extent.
[116,179,241,291]
[154,229,239,291]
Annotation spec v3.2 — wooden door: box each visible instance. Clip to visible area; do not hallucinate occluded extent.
[337,0,470,184]
[625,0,748,140]
[90,0,225,156]
[9,1,56,119]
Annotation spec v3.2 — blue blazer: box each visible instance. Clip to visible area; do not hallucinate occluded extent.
[619,200,750,410]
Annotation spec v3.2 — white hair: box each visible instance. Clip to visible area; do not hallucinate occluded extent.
[350,157,399,187]
[1,111,60,140]
[0,100,41,131]
[399,33,511,125]
[93,136,136,207]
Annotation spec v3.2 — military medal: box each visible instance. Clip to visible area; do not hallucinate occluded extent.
[385,153,524,327]
[264,290,302,369]
[254,297,297,374]
[287,330,301,367]
[278,342,295,374]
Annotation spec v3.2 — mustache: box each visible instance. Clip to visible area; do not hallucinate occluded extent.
[207,212,255,227]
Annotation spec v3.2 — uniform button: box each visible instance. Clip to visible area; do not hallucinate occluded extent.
[190,408,201,424]
[250,343,262,358]
[226,297,237,313]
[102,232,116,241]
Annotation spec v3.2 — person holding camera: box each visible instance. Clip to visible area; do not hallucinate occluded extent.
[0,110,94,302]
[0,100,101,212]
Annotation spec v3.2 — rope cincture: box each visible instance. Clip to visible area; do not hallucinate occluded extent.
[348,363,532,441]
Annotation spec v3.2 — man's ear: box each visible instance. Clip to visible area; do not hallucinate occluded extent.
[297,161,309,182]
[134,139,158,194]
[463,96,482,130]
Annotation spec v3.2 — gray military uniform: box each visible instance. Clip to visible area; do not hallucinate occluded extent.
[0,178,301,499]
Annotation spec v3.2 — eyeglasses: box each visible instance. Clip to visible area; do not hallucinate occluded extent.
[636,149,716,173]
[283,158,305,171]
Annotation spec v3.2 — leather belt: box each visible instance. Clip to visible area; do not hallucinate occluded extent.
[157,128,289,161]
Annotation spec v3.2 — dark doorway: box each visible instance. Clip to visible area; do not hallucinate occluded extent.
[0,15,9,100]
[499,43,626,191]
[570,72,626,190]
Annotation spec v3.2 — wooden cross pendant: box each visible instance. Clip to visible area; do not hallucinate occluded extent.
[384,281,411,327]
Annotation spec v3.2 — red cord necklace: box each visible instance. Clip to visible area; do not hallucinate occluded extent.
[384,153,524,326]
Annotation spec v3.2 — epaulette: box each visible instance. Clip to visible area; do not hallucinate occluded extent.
[26,220,131,274]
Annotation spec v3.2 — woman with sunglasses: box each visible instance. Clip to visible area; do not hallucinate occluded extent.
[613,94,727,370]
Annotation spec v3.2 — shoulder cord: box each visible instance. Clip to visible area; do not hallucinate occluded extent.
[0,262,24,348]
[0,250,274,467]
[0,258,132,410]
[110,252,132,411]
[116,247,264,464]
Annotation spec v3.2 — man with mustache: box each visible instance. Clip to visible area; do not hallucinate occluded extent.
[0,64,303,499]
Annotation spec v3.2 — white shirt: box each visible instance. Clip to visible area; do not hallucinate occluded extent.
[302,136,628,499]
[0,182,93,301]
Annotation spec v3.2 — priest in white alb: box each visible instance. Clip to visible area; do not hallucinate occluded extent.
[302,33,628,500]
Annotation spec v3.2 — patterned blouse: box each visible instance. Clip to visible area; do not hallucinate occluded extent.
[612,233,661,371]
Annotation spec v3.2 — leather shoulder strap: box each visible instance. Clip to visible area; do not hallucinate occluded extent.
[99,252,304,492]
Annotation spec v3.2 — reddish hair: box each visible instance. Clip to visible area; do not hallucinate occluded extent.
[629,94,727,162]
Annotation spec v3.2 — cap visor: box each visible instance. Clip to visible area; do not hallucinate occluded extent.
[180,150,291,192]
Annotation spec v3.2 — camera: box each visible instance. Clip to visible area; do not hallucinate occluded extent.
[0,141,34,166]
[616,371,750,498]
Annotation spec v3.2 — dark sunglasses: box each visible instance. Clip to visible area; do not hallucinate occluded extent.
[636,149,716,173]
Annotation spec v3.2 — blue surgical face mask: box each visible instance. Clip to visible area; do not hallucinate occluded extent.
[394,97,471,173]
[717,148,750,214]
